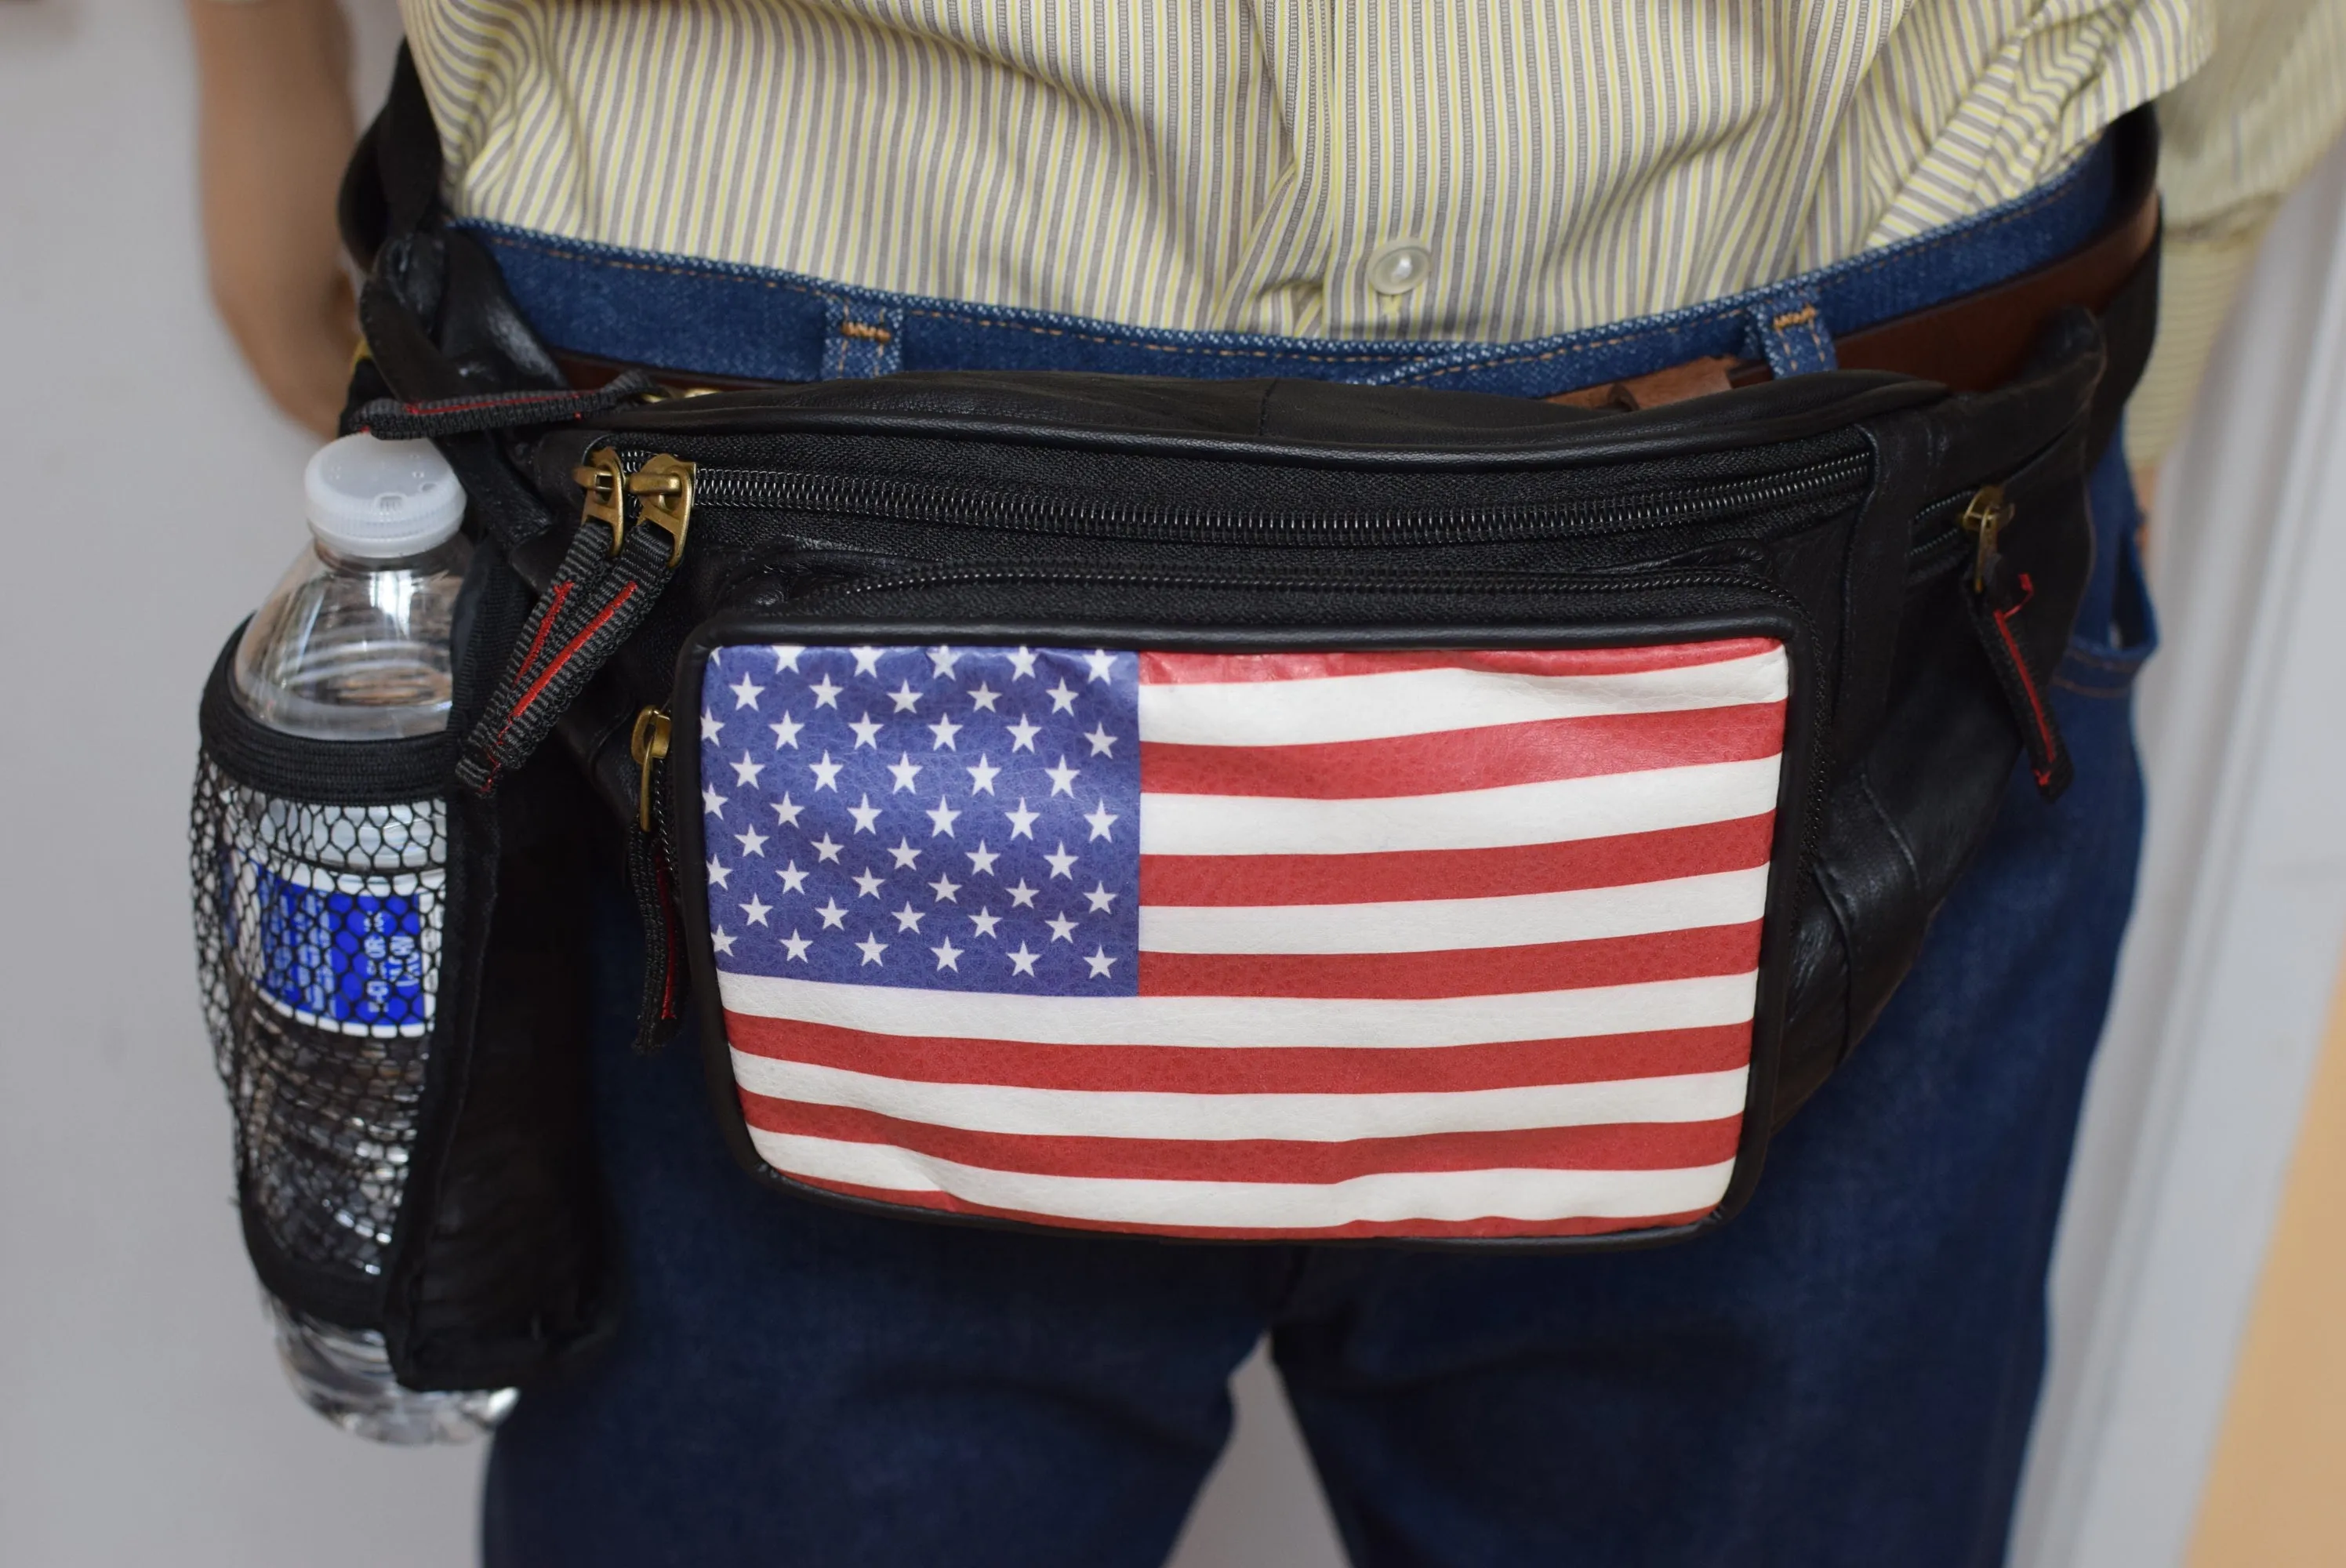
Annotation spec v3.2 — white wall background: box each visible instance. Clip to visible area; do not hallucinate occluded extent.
[2,5,2337,1564]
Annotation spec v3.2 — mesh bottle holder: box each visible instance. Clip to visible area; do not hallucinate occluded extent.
[191,761,445,1290]
[191,552,615,1392]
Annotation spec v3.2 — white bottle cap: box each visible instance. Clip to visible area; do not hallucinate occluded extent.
[303,434,467,560]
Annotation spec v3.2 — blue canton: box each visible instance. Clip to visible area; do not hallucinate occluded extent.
[700,644,1141,996]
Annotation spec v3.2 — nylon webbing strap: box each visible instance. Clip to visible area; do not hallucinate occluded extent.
[352,372,656,441]
[456,519,677,797]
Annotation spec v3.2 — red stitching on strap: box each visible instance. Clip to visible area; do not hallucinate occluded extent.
[510,580,575,688]
[1991,572,2060,785]
[499,582,639,734]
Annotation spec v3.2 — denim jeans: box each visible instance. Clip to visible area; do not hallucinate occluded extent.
[478,165,2155,1566]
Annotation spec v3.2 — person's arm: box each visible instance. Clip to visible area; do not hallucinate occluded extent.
[2128,0,2346,508]
[188,0,358,437]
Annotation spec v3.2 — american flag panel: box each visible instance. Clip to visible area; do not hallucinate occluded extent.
[697,638,1788,1240]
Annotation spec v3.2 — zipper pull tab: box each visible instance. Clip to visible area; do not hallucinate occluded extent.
[630,706,672,833]
[1959,483,2015,593]
[626,453,696,568]
[573,447,627,556]
[625,704,689,1051]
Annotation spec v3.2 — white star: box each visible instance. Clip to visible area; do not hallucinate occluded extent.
[1005,800,1040,839]
[1045,913,1078,943]
[927,797,962,837]
[1008,647,1039,680]
[1006,878,1039,909]
[1085,800,1120,842]
[966,841,1000,876]
[848,794,882,833]
[735,826,768,856]
[928,716,963,750]
[808,674,842,708]
[1084,882,1117,913]
[928,647,962,679]
[847,713,884,749]
[888,753,922,793]
[771,793,804,828]
[1083,724,1117,757]
[1007,942,1040,977]
[931,937,964,971]
[967,682,1001,712]
[815,898,848,929]
[710,926,736,957]
[887,837,921,869]
[1084,649,1117,683]
[781,930,812,961]
[965,755,1001,795]
[968,907,1003,938]
[810,833,844,863]
[771,644,803,673]
[1044,843,1079,880]
[851,647,884,677]
[730,752,764,786]
[926,871,962,903]
[769,712,804,749]
[892,902,925,934]
[730,672,764,710]
[706,857,732,889]
[809,753,843,790]
[888,681,921,714]
[1046,681,1078,713]
[703,785,729,816]
[1007,715,1041,752]
[852,869,885,898]
[855,933,888,966]
[701,709,724,743]
[1044,756,1080,797]
[1084,946,1117,978]
[740,894,772,927]
[777,861,809,894]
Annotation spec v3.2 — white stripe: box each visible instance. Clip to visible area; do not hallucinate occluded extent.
[1137,866,1770,954]
[732,1052,1749,1140]
[1137,649,1787,747]
[717,970,1758,1047]
[1138,756,1782,855]
[750,1131,1739,1227]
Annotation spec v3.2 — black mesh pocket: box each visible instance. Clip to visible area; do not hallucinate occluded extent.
[191,601,615,1388]
[191,755,445,1291]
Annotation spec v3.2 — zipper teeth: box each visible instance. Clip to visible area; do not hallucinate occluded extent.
[647,449,1872,545]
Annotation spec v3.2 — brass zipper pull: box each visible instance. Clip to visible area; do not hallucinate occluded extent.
[630,706,672,833]
[626,454,696,568]
[572,447,627,556]
[1959,484,2016,593]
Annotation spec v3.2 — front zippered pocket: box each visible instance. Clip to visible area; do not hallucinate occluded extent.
[662,567,1822,1249]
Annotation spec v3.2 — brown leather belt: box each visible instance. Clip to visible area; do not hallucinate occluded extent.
[556,118,2157,410]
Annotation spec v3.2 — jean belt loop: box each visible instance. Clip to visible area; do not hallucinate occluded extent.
[823,296,906,379]
[1745,282,1838,378]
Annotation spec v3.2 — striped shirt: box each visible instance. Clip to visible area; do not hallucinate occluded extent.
[401,0,2209,346]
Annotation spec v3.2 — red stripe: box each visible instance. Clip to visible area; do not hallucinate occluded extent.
[1140,702,1784,799]
[1138,922,1761,999]
[1139,814,1776,906]
[1138,641,1778,684]
[510,580,574,687]
[771,1175,1720,1240]
[503,582,637,725]
[739,1095,1745,1181]
[722,1014,1752,1093]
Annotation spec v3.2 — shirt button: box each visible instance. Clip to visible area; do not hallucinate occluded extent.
[1367,241,1435,296]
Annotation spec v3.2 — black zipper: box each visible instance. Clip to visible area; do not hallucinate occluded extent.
[620,448,1873,549]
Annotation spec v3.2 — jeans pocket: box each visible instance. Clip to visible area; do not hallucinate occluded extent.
[2056,503,2159,699]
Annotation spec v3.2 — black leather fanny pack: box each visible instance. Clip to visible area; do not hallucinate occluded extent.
[187,53,2155,1392]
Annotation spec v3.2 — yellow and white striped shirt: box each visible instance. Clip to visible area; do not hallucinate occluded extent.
[403,0,2208,347]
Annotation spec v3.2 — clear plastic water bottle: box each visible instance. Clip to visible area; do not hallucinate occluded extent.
[228,434,513,1443]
